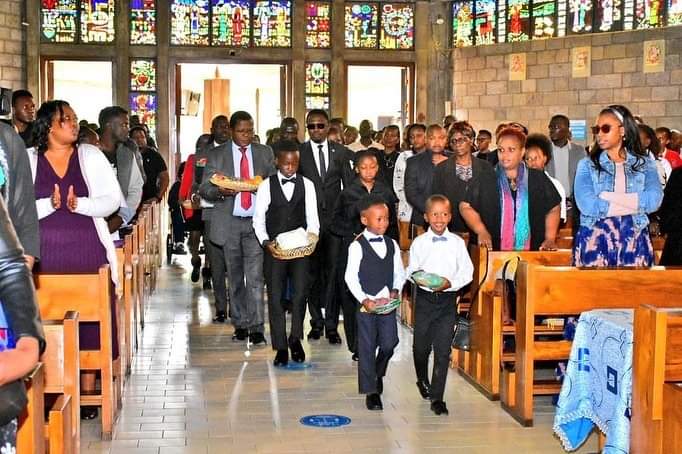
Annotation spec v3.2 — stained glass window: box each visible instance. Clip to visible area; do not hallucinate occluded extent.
[130,0,156,45]
[452,1,474,47]
[80,0,115,43]
[305,63,330,111]
[41,0,78,43]
[475,0,497,45]
[345,3,379,48]
[632,0,665,28]
[306,2,332,48]
[253,0,291,47]
[670,0,682,24]
[379,3,414,49]
[212,0,251,46]
[498,0,507,42]
[130,60,156,92]
[506,0,530,41]
[568,0,594,33]
[594,0,623,31]
[532,0,557,39]
[171,0,210,45]
[129,93,157,138]
[557,0,568,35]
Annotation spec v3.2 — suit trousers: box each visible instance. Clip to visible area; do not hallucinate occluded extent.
[264,253,308,350]
[204,220,228,313]
[337,236,358,353]
[412,288,457,402]
[222,216,265,332]
[307,228,341,332]
[357,311,399,394]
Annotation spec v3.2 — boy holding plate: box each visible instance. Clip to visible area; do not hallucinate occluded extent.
[407,194,473,415]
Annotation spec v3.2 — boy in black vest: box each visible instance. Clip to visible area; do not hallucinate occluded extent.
[344,195,406,411]
[253,140,320,366]
[406,195,473,415]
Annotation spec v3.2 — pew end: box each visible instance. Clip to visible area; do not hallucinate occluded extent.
[46,394,73,454]
[17,363,46,454]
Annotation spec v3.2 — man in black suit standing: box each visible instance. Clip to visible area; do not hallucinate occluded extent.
[298,109,354,343]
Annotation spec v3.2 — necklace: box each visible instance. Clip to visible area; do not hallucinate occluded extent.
[508,178,517,191]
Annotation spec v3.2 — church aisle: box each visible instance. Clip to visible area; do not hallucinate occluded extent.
[81,259,597,454]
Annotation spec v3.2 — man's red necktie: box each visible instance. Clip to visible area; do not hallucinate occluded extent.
[239,146,251,210]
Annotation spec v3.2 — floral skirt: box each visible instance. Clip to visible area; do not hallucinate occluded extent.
[573,215,654,267]
[0,419,16,453]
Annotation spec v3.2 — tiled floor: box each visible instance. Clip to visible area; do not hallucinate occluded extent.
[81,256,598,454]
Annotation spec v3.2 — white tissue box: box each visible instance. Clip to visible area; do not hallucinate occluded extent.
[275,228,309,250]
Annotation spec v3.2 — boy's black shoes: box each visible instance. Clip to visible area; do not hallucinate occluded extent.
[307,328,322,340]
[365,393,383,411]
[274,349,288,367]
[416,380,431,400]
[430,401,449,415]
[249,332,267,345]
[212,311,227,323]
[289,339,306,363]
[351,352,359,362]
[232,328,248,341]
[326,331,342,344]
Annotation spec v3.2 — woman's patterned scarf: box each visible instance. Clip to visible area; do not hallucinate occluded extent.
[498,162,530,251]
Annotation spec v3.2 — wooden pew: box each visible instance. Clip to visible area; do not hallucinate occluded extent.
[135,215,147,330]
[41,311,80,452]
[34,266,118,440]
[505,264,682,426]
[631,305,682,454]
[16,363,45,454]
[114,246,126,403]
[455,246,573,400]
[123,233,137,368]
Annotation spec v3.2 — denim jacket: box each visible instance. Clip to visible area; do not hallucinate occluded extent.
[574,152,663,231]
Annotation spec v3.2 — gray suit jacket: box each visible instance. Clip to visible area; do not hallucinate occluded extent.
[546,142,585,196]
[199,141,275,245]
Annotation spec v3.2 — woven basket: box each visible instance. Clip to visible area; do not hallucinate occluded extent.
[210,174,262,192]
[268,233,319,260]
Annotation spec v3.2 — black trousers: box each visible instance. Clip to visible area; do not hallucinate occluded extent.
[412,288,457,402]
[264,253,308,351]
[204,220,229,313]
[336,236,358,353]
[357,310,399,394]
[307,228,341,332]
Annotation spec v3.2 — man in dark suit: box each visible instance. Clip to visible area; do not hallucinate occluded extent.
[298,109,354,343]
[199,111,276,345]
[405,124,449,230]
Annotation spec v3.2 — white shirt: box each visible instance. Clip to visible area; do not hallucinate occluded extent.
[252,172,320,245]
[348,140,384,152]
[406,228,473,293]
[231,142,256,217]
[310,139,329,178]
[551,142,571,194]
[345,229,406,302]
[393,149,415,222]
[545,171,567,222]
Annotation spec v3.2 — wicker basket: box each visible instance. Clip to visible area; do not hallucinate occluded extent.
[268,233,319,260]
[210,174,263,192]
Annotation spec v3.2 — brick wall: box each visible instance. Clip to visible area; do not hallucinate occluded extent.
[452,26,682,137]
[0,0,25,90]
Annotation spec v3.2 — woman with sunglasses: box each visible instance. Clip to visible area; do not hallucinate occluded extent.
[573,105,663,267]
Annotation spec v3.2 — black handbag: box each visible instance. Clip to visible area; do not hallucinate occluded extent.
[452,246,490,351]
[0,380,27,426]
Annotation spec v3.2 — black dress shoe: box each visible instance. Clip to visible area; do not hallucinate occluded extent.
[430,400,449,415]
[212,311,227,323]
[351,352,359,362]
[377,377,383,395]
[326,331,342,345]
[249,332,267,345]
[274,349,288,367]
[289,339,306,363]
[232,328,248,341]
[191,265,200,282]
[416,380,431,400]
[365,393,383,411]
[80,406,98,420]
[202,277,212,290]
[307,328,322,340]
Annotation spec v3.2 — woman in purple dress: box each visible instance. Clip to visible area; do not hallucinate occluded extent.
[29,100,120,420]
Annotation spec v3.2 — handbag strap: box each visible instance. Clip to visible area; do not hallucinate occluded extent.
[457,246,490,321]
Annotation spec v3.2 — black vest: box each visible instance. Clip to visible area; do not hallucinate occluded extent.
[357,235,395,297]
[265,174,307,239]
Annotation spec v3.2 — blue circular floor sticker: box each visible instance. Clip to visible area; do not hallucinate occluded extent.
[283,362,313,370]
[300,414,351,428]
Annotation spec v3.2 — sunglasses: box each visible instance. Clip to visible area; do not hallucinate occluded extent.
[307,123,326,130]
[591,124,616,135]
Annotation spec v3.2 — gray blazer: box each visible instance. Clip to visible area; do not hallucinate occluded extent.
[199,141,275,245]
[546,142,585,196]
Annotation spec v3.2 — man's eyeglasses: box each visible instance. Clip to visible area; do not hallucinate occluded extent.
[307,123,326,130]
[591,124,613,135]
[450,137,469,145]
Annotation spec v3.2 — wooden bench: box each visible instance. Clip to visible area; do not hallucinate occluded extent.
[41,310,80,452]
[34,265,118,439]
[631,305,682,453]
[16,363,45,454]
[123,232,137,368]
[455,246,573,400]
[135,218,147,331]
[504,264,682,426]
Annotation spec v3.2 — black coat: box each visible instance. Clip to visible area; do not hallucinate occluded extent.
[659,167,682,265]
[405,150,437,227]
[331,178,399,241]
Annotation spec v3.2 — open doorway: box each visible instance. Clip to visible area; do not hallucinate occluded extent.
[177,63,286,160]
[44,60,113,125]
[347,64,412,131]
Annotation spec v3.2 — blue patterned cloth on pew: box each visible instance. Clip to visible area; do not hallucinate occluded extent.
[553,309,634,453]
